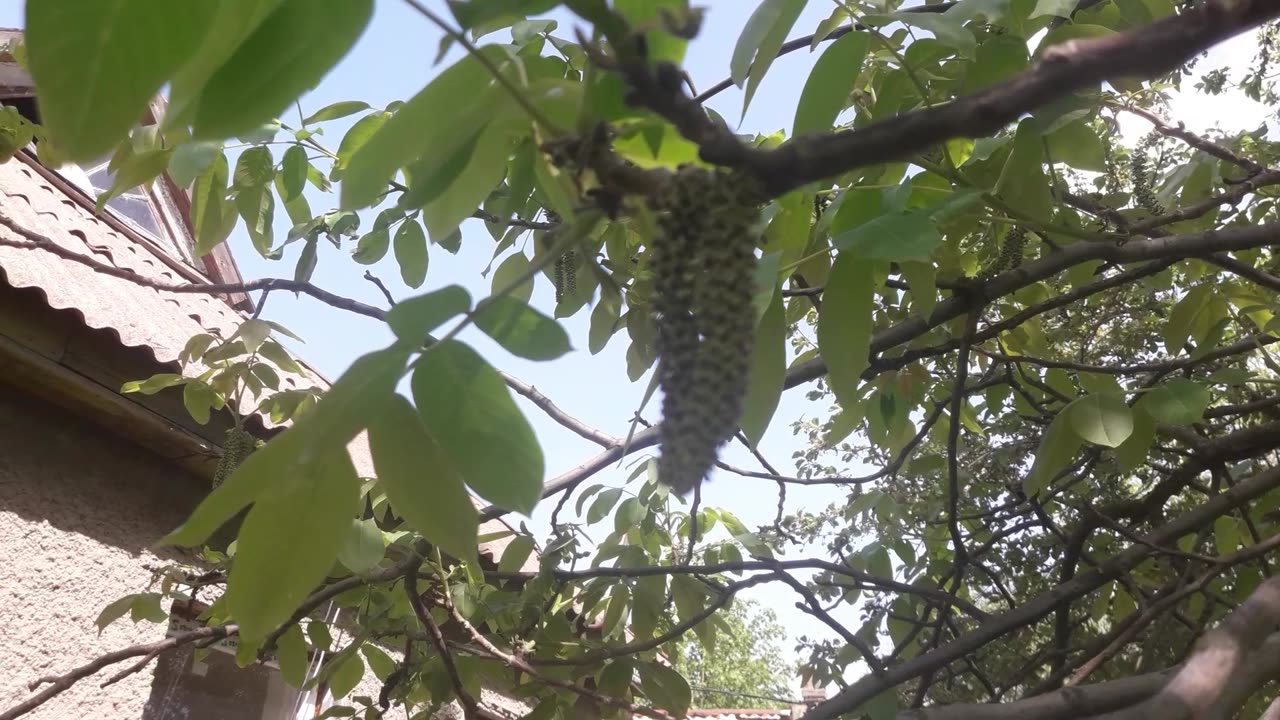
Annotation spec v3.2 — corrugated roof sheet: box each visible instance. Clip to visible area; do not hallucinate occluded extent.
[688,710,792,720]
[0,153,527,558]
[0,156,326,397]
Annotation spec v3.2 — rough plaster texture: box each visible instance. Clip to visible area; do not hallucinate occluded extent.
[0,383,206,719]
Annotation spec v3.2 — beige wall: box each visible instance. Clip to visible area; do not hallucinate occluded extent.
[0,381,533,720]
[0,382,207,719]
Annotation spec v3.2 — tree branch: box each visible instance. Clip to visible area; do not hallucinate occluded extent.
[1,625,237,720]
[803,463,1280,720]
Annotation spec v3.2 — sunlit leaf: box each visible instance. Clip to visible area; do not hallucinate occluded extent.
[474,296,573,361]
[222,444,360,642]
[386,285,472,343]
[1067,393,1133,448]
[26,0,216,161]
[740,291,786,447]
[342,46,511,209]
[303,100,372,125]
[1024,410,1083,495]
[189,0,375,139]
[367,394,479,562]
[793,32,871,136]
[818,255,878,409]
[394,219,430,289]
[411,340,544,514]
[637,662,692,716]
[337,518,385,574]
[1143,378,1211,425]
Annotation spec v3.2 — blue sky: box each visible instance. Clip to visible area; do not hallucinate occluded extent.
[1,0,1270,685]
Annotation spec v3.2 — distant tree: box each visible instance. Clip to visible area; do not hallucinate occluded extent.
[676,598,794,709]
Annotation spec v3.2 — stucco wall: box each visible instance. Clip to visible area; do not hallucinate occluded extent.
[0,382,208,719]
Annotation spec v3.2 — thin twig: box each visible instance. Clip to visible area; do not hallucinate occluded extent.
[3,626,237,720]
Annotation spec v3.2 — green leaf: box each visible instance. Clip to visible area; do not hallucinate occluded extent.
[450,0,562,30]
[122,373,187,395]
[327,652,365,701]
[303,100,372,125]
[193,153,232,256]
[183,382,215,425]
[237,184,275,255]
[637,662,692,716]
[422,115,519,242]
[169,141,223,187]
[1214,516,1239,556]
[1163,284,1214,355]
[996,119,1054,221]
[411,341,544,514]
[1031,0,1079,16]
[602,585,630,639]
[189,0,375,139]
[740,291,786,447]
[130,593,169,624]
[1143,378,1211,425]
[234,146,275,188]
[733,0,807,115]
[817,255,877,409]
[337,518,385,574]
[1115,400,1157,472]
[223,445,360,642]
[352,228,391,265]
[835,211,940,261]
[793,31,871,136]
[587,487,623,525]
[386,286,472,343]
[342,46,511,209]
[1067,393,1133,448]
[499,535,536,573]
[333,112,389,180]
[614,497,646,534]
[960,34,1028,94]
[1024,410,1083,495]
[276,624,309,687]
[891,12,975,57]
[864,688,899,720]
[95,595,139,634]
[474,297,572,361]
[259,339,304,374]
[26,0,216,161]
[394,220,430,289]
[1046,119,1107,171]
[491,253,535,303]
[158,430,307,547]
[589,283,623,355]
[361,645,396,681]
[367,394,479,562]
[164,0,290,128]
[280,145,308,201]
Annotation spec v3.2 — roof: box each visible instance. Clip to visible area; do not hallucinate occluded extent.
[0,151,529,563]
[0,154,325,399]
[687,710,793,720]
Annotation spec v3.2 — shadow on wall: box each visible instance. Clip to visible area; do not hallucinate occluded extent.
[0,381,208,556]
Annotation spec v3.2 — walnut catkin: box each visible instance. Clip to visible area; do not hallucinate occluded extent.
[213,426,256,490]
[1131,131,1165,215]
[648,165,763,495]
[980,225,1028,279]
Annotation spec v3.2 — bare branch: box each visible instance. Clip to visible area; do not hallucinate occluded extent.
[0,214,388,321]
[804,463,1280,720]
[1,625,237,720]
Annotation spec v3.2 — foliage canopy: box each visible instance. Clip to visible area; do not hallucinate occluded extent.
[5,2,1280,720]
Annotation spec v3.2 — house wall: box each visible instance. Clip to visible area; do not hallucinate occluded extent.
[0,381,208,719]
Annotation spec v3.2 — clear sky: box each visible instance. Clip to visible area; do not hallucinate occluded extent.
[0,0,1270,687]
